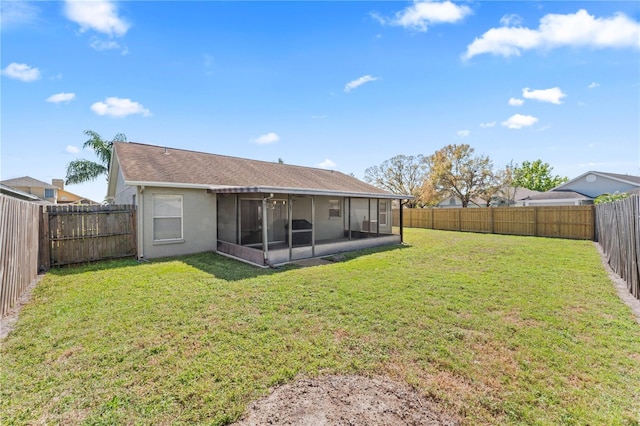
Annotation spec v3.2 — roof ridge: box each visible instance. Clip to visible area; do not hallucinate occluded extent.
[119,141,348,175]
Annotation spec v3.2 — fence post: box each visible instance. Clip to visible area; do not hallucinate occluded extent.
[489,207,495,235]
[38,205,50,272]
[533,207,538,237]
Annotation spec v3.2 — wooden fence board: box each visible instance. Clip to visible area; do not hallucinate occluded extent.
[0,196,40,317]
[43,204,136,267]
[596,195,639,300]
[393,205,595,240]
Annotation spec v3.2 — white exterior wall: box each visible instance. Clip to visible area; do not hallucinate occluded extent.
[139,187,217,259]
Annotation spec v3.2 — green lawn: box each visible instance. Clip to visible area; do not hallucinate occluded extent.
[2,229,639,425]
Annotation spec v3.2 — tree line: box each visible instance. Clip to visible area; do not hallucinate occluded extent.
[364,144,568,208]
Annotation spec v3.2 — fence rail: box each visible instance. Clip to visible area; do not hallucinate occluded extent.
[0,196,40,317]
[40,204,137,268]
[595,195,639,300]
[393,205,595,240]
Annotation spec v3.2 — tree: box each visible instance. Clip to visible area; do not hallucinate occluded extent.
[476,169,505,207]
[426,144,493,208]
[65,130,127,185]
[513,160,568,192]
[594,192,629,204]
[364,155,428,208]
[478,161,522,207]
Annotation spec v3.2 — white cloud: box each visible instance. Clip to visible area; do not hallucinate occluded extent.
[464,9,640,59]
[1,62,40,82]
[501,114,539,129]
[344,75,379,93]
[378,0,472,32]
[253,132,280,145]
[508,97,524,106]
[500,14,523,27]
[480,121,496,128]
[317,159,337,169]
[46,92,76,103]
[588,82,600,89]
[66,145,80,154]
[90,97,151,117]
[522,87,566,104]
[90,38,128,54]
[64,0,130,37]
[457,130,470,137]
[1,1,39,27]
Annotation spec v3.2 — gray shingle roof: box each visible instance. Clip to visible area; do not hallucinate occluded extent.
[595,172,640,185]
[114,142,405,198]
[521,190,592,201]
[1,176,58,189]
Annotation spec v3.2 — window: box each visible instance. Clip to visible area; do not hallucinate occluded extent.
[153,195,183,241]
[379,201,388,226]
[328,199,341,218]
[44,188,55,198]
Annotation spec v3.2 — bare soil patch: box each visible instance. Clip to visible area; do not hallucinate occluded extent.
[594,242,640,324]
[234,375,459,426]
[0,275,42,340]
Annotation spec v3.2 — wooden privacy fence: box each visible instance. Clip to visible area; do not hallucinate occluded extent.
[40,204,137,269]
[393,206,595,240]
[0,196,40,317]
[595,195,640,300]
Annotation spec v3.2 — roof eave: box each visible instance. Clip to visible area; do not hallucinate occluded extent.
[207,185,413,199]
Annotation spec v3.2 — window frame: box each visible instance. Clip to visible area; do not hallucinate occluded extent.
[328,199,342,219]
[379,200,388,226]
[44,188,55,199]
[152,194,184,242]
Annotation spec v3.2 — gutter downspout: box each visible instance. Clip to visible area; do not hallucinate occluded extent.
[138,186,144,259]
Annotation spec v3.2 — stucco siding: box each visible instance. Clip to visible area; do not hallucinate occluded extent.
[314,197,345,241]
[140,187,217,259]
[113,166,137,205]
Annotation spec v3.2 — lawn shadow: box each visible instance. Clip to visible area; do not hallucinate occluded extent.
[45,258,142,276]
[45,243,411,282]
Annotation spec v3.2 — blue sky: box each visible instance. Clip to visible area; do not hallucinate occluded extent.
[2,1,639,202]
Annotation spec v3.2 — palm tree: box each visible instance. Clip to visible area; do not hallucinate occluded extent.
[65,130,127,185]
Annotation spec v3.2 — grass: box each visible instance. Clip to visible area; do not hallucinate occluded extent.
[1,228,639,425]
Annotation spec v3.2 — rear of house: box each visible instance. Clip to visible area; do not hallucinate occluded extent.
[107,142,410,266]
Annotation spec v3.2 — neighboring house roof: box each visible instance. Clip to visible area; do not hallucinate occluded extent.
[0,184,41,201]
[1,176,58,189]
[512,187,542,200]
[552,171,640,193]
[110,142,409,199]
[521,190,593,201]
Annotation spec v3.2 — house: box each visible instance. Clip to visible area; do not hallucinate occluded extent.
[436,187,542,208]
[51,179,99,205]
[0,184,44,202]
[107,142,412,266]
[1,176,60,203]
[520,171,640,206]
[0,176,97,205]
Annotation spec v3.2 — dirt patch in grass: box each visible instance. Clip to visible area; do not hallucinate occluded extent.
[234,375,459,425]
[0,275,42,340]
